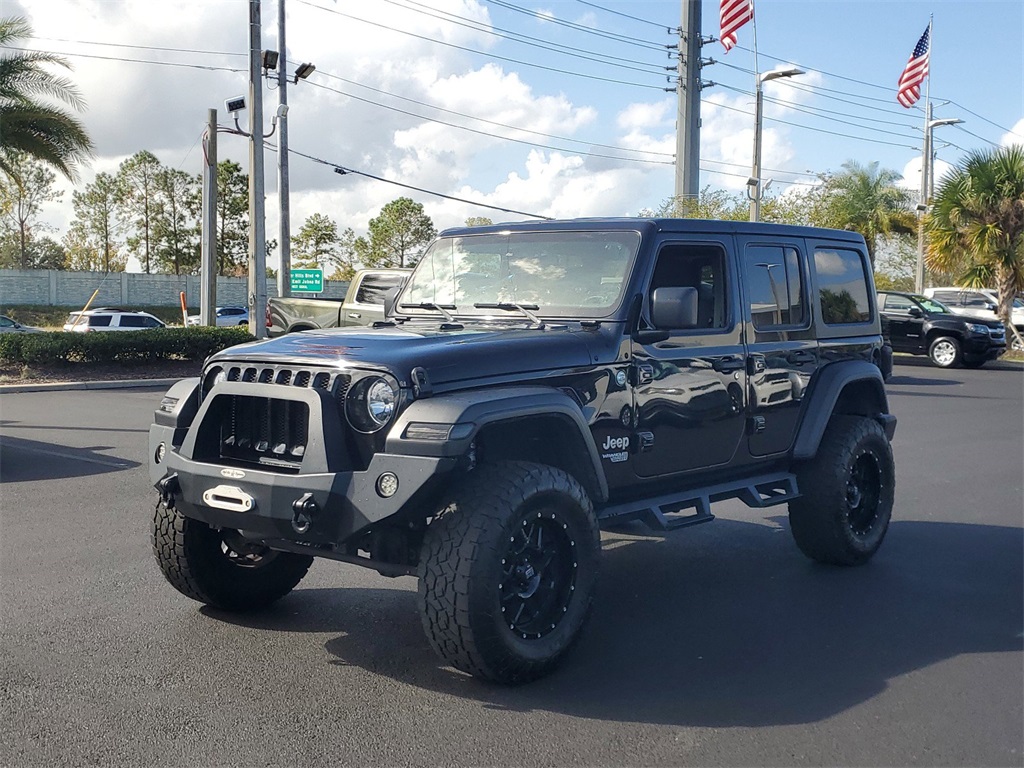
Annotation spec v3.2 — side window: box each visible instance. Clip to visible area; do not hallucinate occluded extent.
[931,291,958,304]
[815,248,872,325]
[0,317,13,328]
[356,275,405,305]
[883,294,913,311]
[142,316,162,327]
[119,315,145,327]
[744,244,806,329]
[649,244,728,330]
[963,295,991,308]
[88,315,113,327]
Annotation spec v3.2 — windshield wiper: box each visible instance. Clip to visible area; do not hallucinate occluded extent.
[473,302,545,328]
[399,302,457,322]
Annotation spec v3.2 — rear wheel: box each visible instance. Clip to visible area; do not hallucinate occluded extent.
[152,503,313,611]
[789,415,895,566]
[928,336,962,368]
[417,461,600,684]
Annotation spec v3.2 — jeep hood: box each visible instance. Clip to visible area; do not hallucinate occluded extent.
[208,324,598,386]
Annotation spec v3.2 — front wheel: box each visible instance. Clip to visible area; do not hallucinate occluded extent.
[417,461,600,684]
[152,503,313,611]
[789,415,895,566]
[928,336,962,368]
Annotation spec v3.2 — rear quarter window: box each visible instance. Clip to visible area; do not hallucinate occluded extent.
[815,248,872,325]
[87,315,113,327]
[355,274,406,305]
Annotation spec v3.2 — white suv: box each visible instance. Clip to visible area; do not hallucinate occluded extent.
[63,308,166,332]
[924,287,1024,348]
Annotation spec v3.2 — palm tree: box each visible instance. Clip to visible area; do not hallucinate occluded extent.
[925,146,1024,332]
[0,16,93,181]
[818,160,916,265]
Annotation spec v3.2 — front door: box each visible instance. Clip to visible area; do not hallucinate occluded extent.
[880,293,926,352]
[631,239,747,479]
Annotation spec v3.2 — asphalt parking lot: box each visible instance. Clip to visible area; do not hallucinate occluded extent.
[1,358,1021,767]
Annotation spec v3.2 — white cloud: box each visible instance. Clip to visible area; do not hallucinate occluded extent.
[1001,118,1024,147]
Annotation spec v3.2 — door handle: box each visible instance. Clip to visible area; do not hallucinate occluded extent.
[787,351,815,364]
[712,356,745,373]
[347,312,361,319]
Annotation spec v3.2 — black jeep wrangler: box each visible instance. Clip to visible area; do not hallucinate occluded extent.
[150,219,896,684]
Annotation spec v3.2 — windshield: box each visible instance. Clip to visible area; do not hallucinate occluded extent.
[400,230,640,318]
[915,296,951,314]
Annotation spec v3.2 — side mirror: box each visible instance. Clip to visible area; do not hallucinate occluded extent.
[908,306,923,318]
[985,302,997,311]
[651,286,698,330]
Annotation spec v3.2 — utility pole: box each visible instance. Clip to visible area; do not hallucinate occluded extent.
[675,0,702,200]
[276,0,291,301]
[247,0,268,339]
[914,106,963,293]
[201,108,218,325]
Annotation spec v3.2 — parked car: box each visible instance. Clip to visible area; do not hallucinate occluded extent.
[0,315,43,333]
[187,306,249,327]
[877,290,1006,368]
[63,308,166,332]
[267,269,410,336]
[924,287,1024,349]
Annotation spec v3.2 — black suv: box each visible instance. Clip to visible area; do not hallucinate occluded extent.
[150,219,896,683]
[877,290,1006,368]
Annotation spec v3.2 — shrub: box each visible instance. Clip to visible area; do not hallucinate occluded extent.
[0,327,254,365]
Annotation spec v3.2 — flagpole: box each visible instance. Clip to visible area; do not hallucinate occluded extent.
[915,15,933,293]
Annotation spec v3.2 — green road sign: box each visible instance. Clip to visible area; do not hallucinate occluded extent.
[290,268,324,293]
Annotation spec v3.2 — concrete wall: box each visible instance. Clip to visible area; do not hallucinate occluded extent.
[0,269,349,308]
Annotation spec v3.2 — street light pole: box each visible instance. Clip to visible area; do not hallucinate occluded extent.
[914,109,963,293]
[749,67,803,223]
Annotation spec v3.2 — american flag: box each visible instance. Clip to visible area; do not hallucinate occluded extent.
[720,0,753,53]
[897,26,930,108]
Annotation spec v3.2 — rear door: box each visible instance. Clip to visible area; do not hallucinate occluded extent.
[735,235,818,457]
[630,236,747,479]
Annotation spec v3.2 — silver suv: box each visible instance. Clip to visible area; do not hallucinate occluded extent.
[64,308,166,332]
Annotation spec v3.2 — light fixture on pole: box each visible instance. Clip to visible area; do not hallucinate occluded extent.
[293,62,315,83]
[749,66,804,223]
[914,110,962,292]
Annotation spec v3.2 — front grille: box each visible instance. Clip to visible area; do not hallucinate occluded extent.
[196,364,351,472]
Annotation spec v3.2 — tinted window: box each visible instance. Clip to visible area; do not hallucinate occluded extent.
[87,315,113,327]
[649,243,728,330]
[930,291,959,304]
[815,248,871,324]
[883,294,913,311]
[119,315,146,327]
[745,245,805,329]
[356,274,407,305]
[0,316,13,328]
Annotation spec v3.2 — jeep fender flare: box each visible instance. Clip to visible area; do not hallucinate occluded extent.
[791,360,895,461]
[386,385,609,502]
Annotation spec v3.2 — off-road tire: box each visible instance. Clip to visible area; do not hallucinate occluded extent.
[789,415,894,566]
[417,461,600,684]
[152,503,313,611]
[961,355,987,369]
[928,336,962,368]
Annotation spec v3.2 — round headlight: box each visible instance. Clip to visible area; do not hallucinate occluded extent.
[346,375,399,432]
[366,378,396,425]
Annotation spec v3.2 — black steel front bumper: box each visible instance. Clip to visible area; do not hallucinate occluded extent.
[149,379,456,548]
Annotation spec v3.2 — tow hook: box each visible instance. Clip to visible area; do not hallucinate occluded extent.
[156,473,180,509]
[292,493,318,534]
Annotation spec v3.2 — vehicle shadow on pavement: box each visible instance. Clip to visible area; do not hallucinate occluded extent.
[0,434,139,482]
[214,517,1023,727]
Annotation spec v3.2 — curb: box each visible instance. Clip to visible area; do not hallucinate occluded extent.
[0,378,180,394]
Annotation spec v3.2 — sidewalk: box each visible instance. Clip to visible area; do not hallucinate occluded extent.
[0,378,182,394]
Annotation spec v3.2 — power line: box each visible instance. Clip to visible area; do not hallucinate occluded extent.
[315,69,672,158]
[306,79,673,165]
[285,146,552,220]
[0,45,244,73]
[28,36,244,58]
[572,0,673,31]
[940,99,1022,139]
[952,125,1000,149]
[383,0,668,74]
[483,0,669,51]
[295,0,667,90]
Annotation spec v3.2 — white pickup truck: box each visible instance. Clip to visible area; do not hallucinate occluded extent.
[267,268,409,337]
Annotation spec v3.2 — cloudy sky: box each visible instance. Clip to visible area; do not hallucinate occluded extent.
[11,0,1024,272]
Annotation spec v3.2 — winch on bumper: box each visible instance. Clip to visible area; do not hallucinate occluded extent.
[149,375,457,550]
